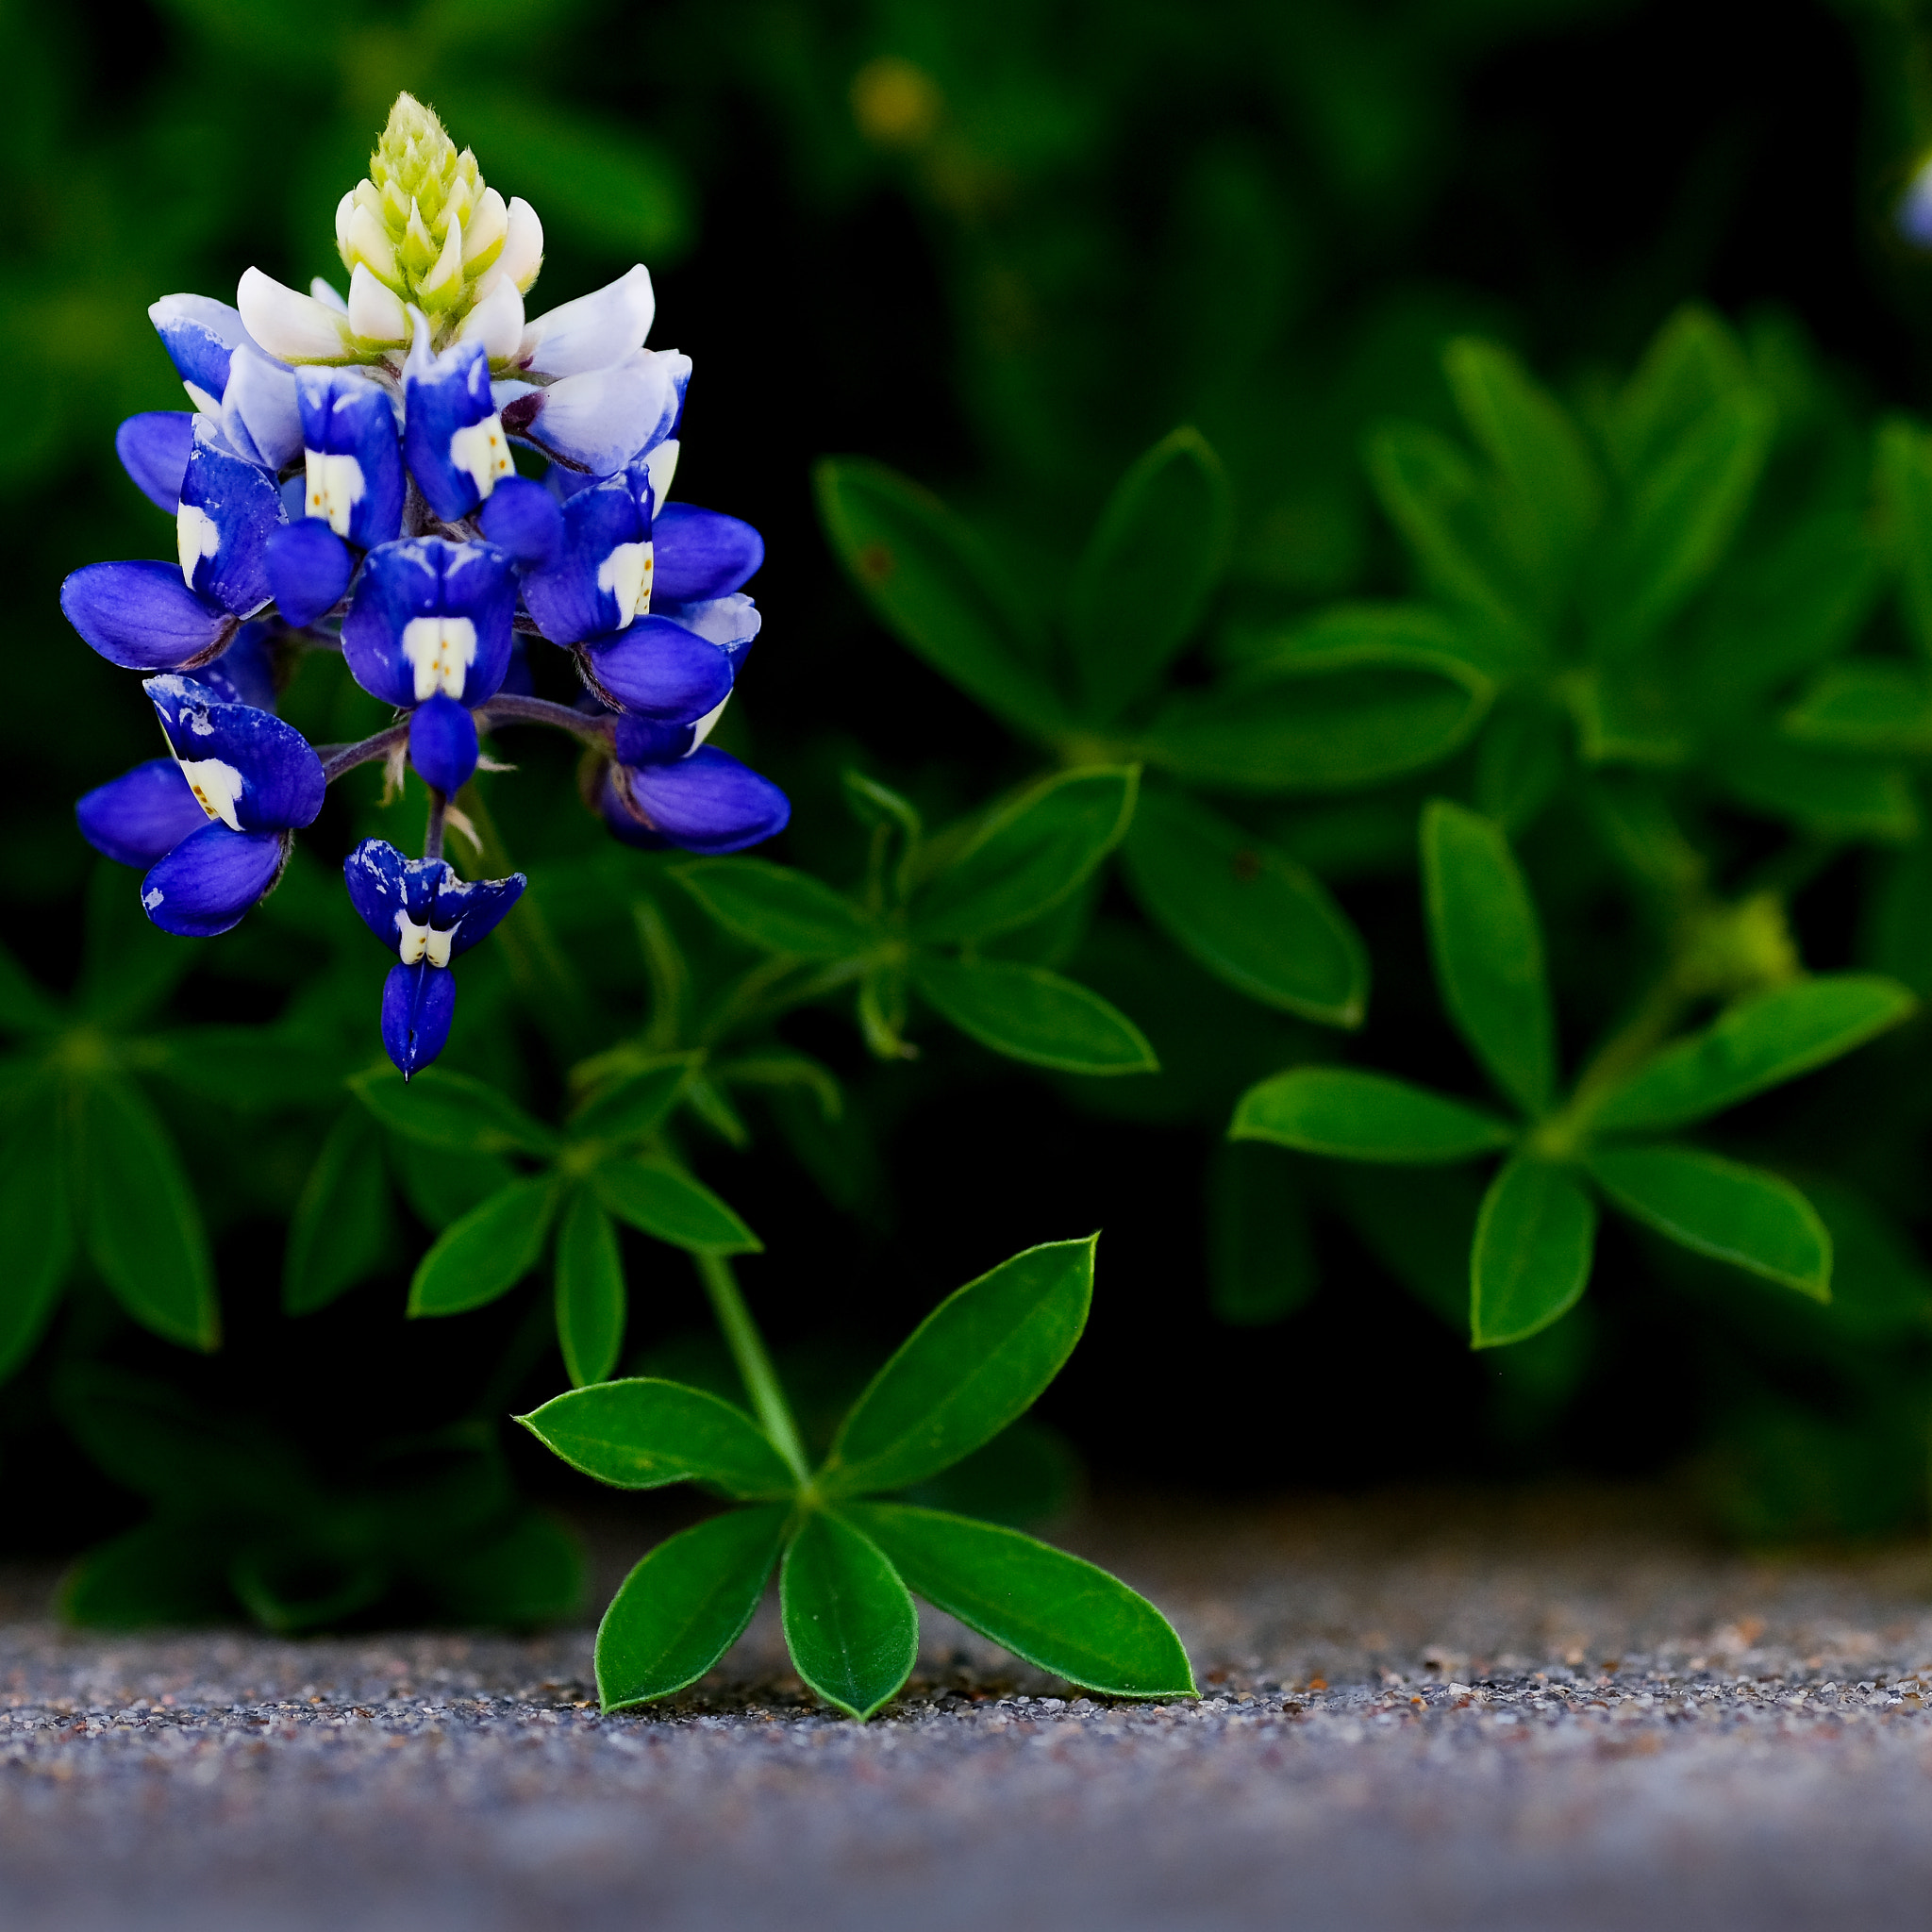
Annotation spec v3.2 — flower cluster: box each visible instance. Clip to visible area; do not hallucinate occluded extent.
[65,94,788,1076]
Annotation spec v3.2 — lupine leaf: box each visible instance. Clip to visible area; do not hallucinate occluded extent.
[1231,1066,1517,1163]
[553,1189,626,1388]
[850,1503,1196,1698]
[819,1236,1094,1498]
[911,767,1139,944]
[76,1075,218,1352]
[353,1066,560,1159]
[408,1175,558,1316]
[593,1158,761,1252]
[813,458,1063,738]
[675,859,875,958]
[1590,976,1916,1138]
[1587,1145,1831,1299]
[1140,656,1492,794]
[595,1505,788,1711]
[1421,799,1555,1117]
[1120,789,1366,1025]
[568,1054,698,1143]
[519,1377,793,1498]
[1207,1141,1315,1326]
[1066,426,1232,721]
[1470,1156,1598,1348]
[1781,661,1932,754]
[1257,599,1533,684]
[1876,418,1932,657]
[910,957,1158,1074]
[781,1512,919,1720]
[1715,738,1917,842]
[60,1520,237,1629]
[0,1118,71,1380]
[284,1107,393,1316]
[1604,305,1751,481]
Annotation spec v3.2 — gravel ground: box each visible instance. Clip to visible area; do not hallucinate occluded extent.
[7,1487,1932,1932]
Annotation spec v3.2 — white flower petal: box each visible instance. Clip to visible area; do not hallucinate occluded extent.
[644,437,679,508]
[310,276,349,314]
[457,275,525,362]
[221,342,304,471]
[348,262,410,344]
[499,196,544,293]
[510,348,687,476]
[517,264,654,378]
[237,267,357,364]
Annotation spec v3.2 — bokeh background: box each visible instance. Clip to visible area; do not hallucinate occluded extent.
[14,0,1932,1571]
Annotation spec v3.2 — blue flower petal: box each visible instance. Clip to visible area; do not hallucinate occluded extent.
[142,675,325,832]
[497,348,689,476]
[607,746,790,855]
[438,870,526,957]
[148,294,251,414]
[477,475,565,569]
[343,839,525,958]
[294,368,405,549]
[381,958,457,1078]
[178,422,284,614]
[341,537,516,710]
[265,521,354,628]
[612,711,701,764]
[579,613,734,719]
[115,412,195,514]
[409,692,479,794]
[652,504,764,603]
[404,336,511,521]
[220,343,304,473]
[519,480,651,644]
[76,759,210,867]
[657,592,761,672]
[60,561,235,672]
[141,823,289,938]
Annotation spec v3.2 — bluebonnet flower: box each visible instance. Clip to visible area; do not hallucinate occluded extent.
[344,841,525,1076]
[62,91,791,1077]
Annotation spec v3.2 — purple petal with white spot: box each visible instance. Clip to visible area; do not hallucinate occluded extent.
[143,675,325,832]
[341,537,516,709]
[579,614,734,720]
[294,368,404,547]
[343,840,525,958]
[381,958,457,1078]
[265,521,354,628]
[477,475,564,568]
[60,561,236,671]
[652,504,764,603]
[76,759,210,868]
[141,823,289,937]
[149,294,251,412]
[409,692,479,794]
[498,347,689,477]
[519,481,650,645]
[220,343,304,472]
[403,337,504,521]
[116,412,195,514]
[610,745,790,855]
[179,422,284,614]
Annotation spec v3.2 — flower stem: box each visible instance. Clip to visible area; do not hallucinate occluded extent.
[693,1250,809,1483]
[476,693,615,747]
[424,788,447,861]
[318,721,410,785]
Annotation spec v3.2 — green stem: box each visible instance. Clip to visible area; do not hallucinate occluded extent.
[1534,970,1692,1158]
[694,1249,810,1483]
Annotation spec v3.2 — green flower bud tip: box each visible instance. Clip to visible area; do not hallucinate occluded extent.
[333,92,544,349]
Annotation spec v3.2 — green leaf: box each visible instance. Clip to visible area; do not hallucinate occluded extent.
[1587,1145,1831,1299]
[911,767,1138,944]
[1119,789,1366,1025]
[553,1189,626,1388]
[1590,976,1916,1137]
[519,1377,794,1498]
[1231,1066,1517,1163]
[1470,1157,1598,1348]
[353,1066,559,1159]
[568,1054,698,1143]
[593,1158,761,1253]
[284,1107,393,1316]
[0,1117,71,1379]
[1781,661,1932,755]
[595,1505,789,1711]
[849,1503,1196,1698]
[819,1236,1094,1499]
[408,1175,558,1316]
[675,859,875,958]
[138,1025,344,1112]
[1443,336,1602,589]
[813,458,1063,739]
[1605,305,1753,481]
[75,1075,217,1351]
[781,1511,919,1720]
[909,956,1158,1074]
[1421,800,1555,1117]
[1065,426,1233,720]
[1141,655,1492,795]
[60,1520,237,1629]
[1593,385,1776,657]
[1715,737,1917,842]
[1207,1141,1315,1326]
[1876,419,1932,657]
